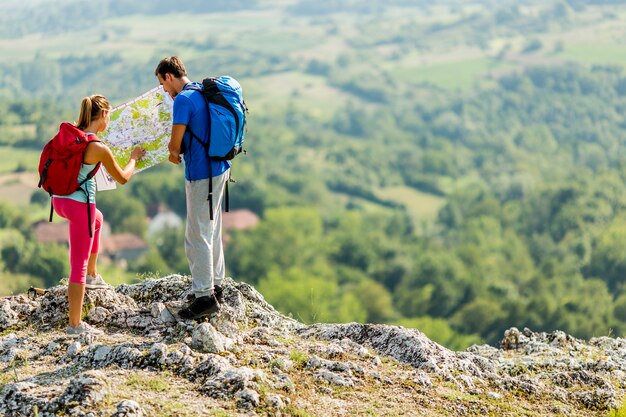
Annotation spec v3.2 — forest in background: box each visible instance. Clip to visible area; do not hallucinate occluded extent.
[1,0,626,349]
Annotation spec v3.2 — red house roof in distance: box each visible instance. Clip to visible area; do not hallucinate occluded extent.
[33,221,68,244]
[100,233,149,253]
[223,209,259,231]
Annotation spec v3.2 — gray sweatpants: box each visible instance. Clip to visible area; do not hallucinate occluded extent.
[185,170,229,297]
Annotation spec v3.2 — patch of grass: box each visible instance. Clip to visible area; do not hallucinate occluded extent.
[391,57,507,90]
[609,400,626,417]
[0,328,17,337]
[81,299,95,320]
[126,373,170,392]
[236,29,320,55]
[269,358,286,371]
[374,186,445,226]
[283,405,314,417]
[209,411,233,417]
[275,335,296,345]
[289,350,309,369]
[558,42,626,67]
[245,72,350,119]
[0,146,39,175]
[0,370,18,387]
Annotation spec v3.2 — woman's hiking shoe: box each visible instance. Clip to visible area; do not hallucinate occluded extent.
[185,285,224,303]
[67,321,104,336]
[178,294,220,320]
[85,274,112,290]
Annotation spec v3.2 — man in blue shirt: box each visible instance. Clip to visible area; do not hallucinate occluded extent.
[155,56,230,320]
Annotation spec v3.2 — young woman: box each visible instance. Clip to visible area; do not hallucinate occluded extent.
[53,94,145,335]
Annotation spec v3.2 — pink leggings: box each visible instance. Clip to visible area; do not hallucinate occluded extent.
[52,197,103,285]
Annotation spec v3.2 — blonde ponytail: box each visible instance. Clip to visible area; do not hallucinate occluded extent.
[76,95,110,131]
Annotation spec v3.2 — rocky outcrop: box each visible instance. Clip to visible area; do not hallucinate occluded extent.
[0,275,623,416]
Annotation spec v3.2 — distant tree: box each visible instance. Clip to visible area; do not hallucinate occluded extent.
[20,244,68,287]
[522,39,543,54]
[0,202,21,228]
[152,227,189,275]
[258,267,366,324]
[395,250,469,318]
[97,192,147,238]
[227,207,329,284]
[129,168,186,217]
[0,271,42,297]
[1,244,21,273]
[352,279,396,323]
[30,190,49,207]
[613,293,626,322]
[305,60,331,76]
[451,298,507,340]
[549,278,613,339]
[587,219,626,291]
[128,248,170,275]
[19,60,62,96]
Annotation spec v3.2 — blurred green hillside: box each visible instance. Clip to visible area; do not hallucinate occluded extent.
[2,0,626,349]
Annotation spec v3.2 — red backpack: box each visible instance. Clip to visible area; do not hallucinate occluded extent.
[38,122,101,236]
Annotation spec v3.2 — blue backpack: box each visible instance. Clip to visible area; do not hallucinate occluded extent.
[185,76,248,219]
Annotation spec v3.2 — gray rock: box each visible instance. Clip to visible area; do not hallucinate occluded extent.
[112,399,146,416]
[87,306,111,323]
[314,369,354,387]
[67,341,82,357]
[93,345,112,362]
[57,370,109,408]
[299,323,484,378]
[413,371,433,388]
[0,333,18,350]
[192,322,225,353]
[487,391,502,400]
[235,388,260,410]
[0,301,19,329]
[265,393,285,409]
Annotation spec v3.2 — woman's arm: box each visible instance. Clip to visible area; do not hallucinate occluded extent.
[85,142,145,184]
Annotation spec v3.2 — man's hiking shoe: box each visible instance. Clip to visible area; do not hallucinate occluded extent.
[185,285,224,303]
[67,321,103,336]
[178,294,220,320]
[85,274,112,290]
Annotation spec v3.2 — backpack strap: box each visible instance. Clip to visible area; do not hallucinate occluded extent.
[38,159,53,189]
[209,161,214,220]
[77,162,101,238]
[79,138,102,238]
[185,124,216,220]
[182,84,217,220]
[224,172,231,213]
[182,85,211,158]
[48,199,54,223]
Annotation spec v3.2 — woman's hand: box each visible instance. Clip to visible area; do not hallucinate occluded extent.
[131,147,146,161]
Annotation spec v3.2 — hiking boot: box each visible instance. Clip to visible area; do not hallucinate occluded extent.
[67,321,104,336]
[85,274,112,290]
[178,294,220,320]
[185,285,224,303]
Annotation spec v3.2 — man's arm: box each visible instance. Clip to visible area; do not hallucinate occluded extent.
[168,124,186,165]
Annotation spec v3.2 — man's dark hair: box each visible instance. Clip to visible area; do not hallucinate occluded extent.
[154,56,188,78]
